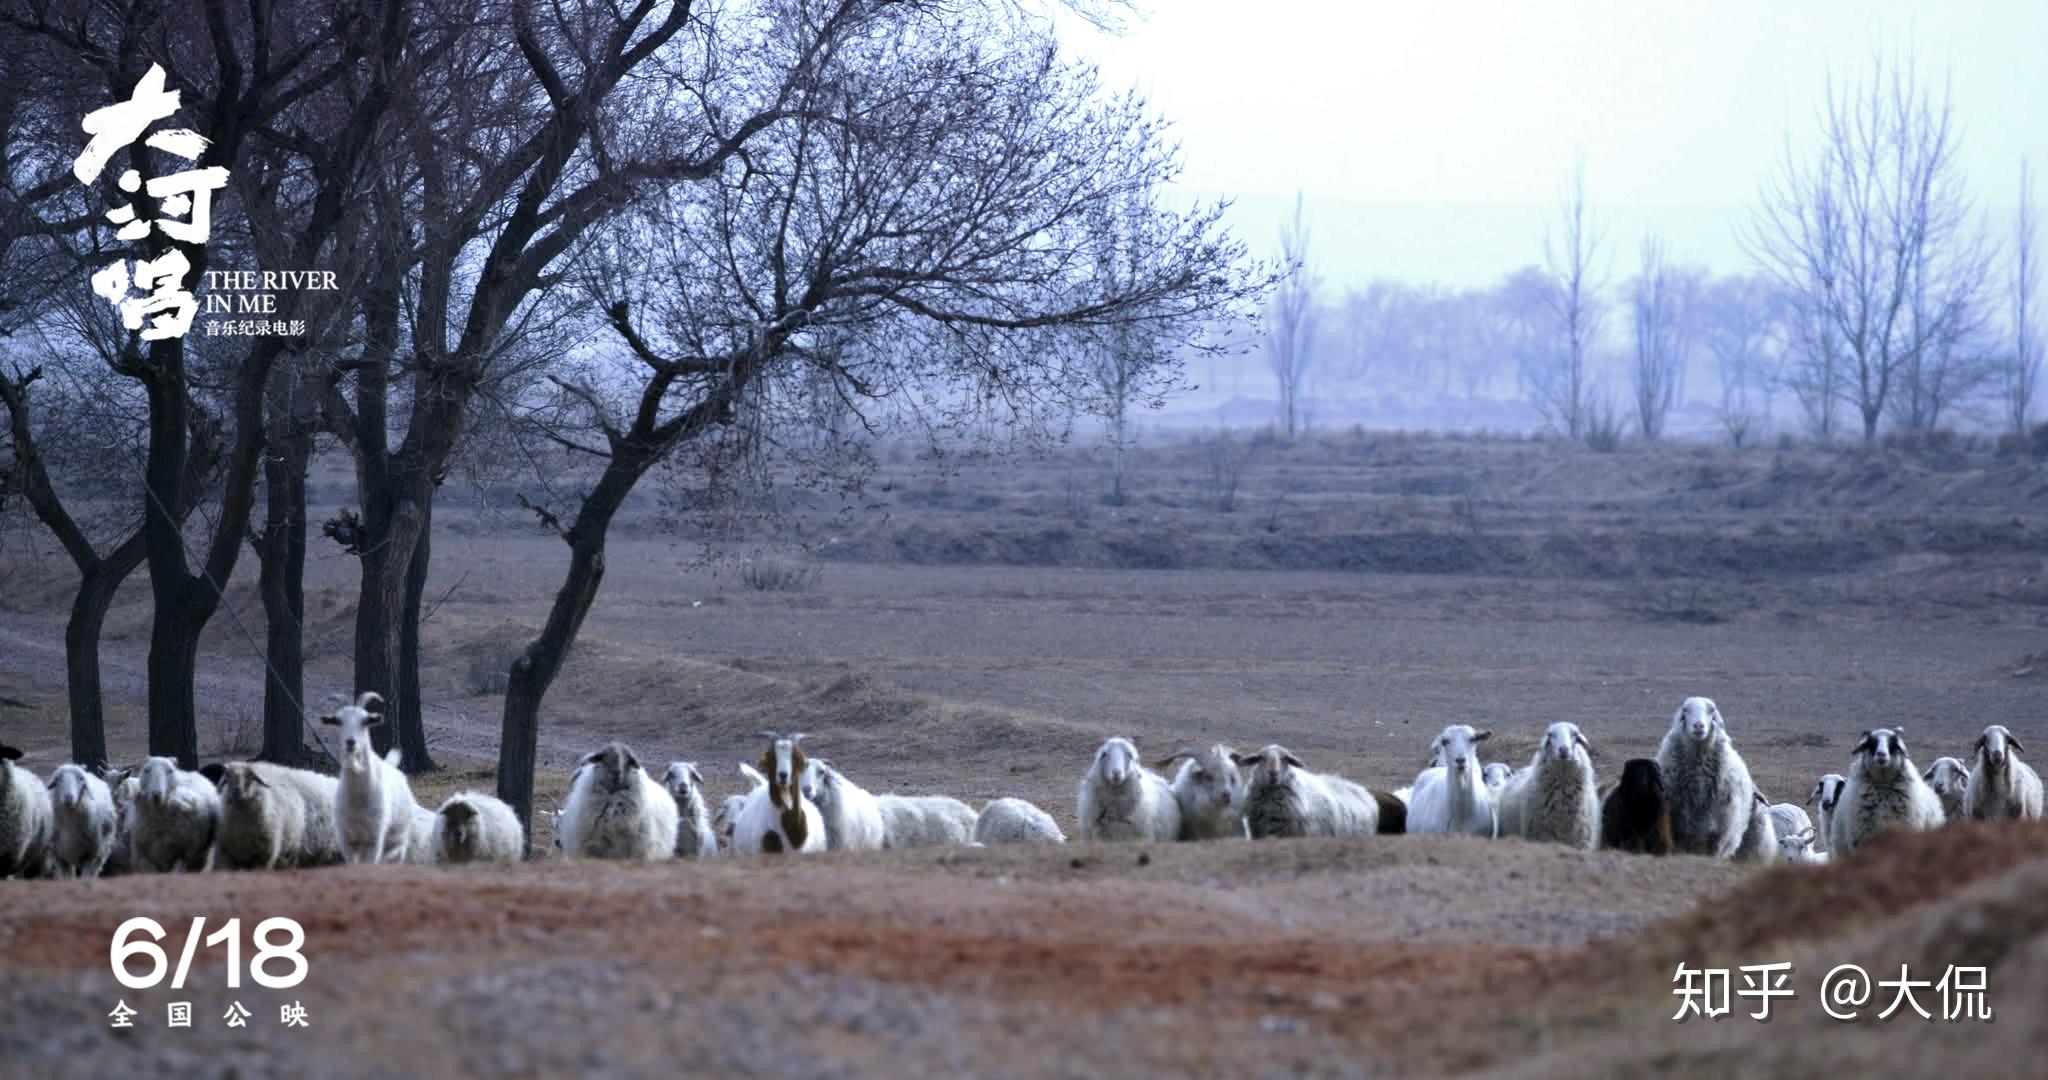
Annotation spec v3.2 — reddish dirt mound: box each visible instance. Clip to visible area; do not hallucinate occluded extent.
[1630,821,2048,965]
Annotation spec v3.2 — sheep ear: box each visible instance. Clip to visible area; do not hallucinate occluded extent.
[1151,749,1197,769]
[1472,730,1492,743]
[1853,731,1876,754]
[1280,750,1305,769]
[246,771,270,789]
[0,744,21,761]
[199,763,227,787]
[686,764,704,786]
[2009,734,2026,754]
[319,714,340,726]
[1573,731,1593,757]
[1230,751,1260,767]
[1921,766,1935,781]
[789,732,808,745]
[621,748,640,772]
[364,709,385,726]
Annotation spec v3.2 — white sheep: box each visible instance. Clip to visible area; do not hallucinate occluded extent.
[431,792,524,864]
[1236,744,1379,838]
[402,804,438,865]
[799,758,886,852]
[1076,736,1181,843]
[1481,762,1514,793]
[559,741,678,860]
[1771,802,1827,865]
[321,692,422,864]
[659,761,721,858]
[876,794,979,848]
[1157,744,1250,840]
[131,756,220,873]
[1496,722,1598,849]
[0,743,52,878]
[46,764,117,878]
[1407,725,1497,837]
[1922,756,1971,821]
[1830,727,1945,856]
[1764,802,1814,845]
[1732,793,1779,864]
[716,764,767,853]
[1655,696,1758,859]
[1807,773,1846,852]
[1962,725,2043,822]
[213,762,345,870]
[973,797,1066,844]
[731,732,826,854]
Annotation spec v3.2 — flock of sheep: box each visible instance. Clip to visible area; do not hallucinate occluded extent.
[1,692,2041,879]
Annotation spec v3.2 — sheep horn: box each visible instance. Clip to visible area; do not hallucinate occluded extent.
[356,691,385,710]
[1151,748,1199,769]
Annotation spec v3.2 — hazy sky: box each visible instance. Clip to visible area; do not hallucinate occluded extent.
[1064,1,2046,290]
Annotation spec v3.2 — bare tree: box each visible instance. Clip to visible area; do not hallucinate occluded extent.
[1088,198,1177,504]
[1749,49,1993,441]
[2010,158,2040,438]
[1539,161,1603,437]
[1629,236,1686,440]
[1265,192,1317,439]
[493,3,1262,840]
[1696,275,1785,446]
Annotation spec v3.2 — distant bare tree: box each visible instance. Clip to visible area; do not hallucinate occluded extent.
[2009,158,2040,437]
[1629,236,1687,440]
[1265,193,1318,439]
[1539,162,1604,437]
[1696,275,1785,446]
[1749,49,1993,441]
[1088,198,1177,505]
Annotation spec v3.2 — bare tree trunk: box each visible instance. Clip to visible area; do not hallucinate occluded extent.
[498,457,638,850]
[63,556,131,769]
[257,419,311,764]
[398,497,433,769]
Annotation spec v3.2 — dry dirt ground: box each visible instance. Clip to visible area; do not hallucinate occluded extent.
[2,433,2046,1075]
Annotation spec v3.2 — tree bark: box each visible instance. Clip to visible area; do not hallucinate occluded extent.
[62,557,130,769]
[397,496,435,771]
[257,416,311,765]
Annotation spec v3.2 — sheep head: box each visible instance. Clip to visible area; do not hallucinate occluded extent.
[1538,722,1593,766]
[1673,697,1722,742]
[1974,725,2023,772]
[1922,756,1970,797]
[661,762,706,803]
[1233,744,1305,785]
[138,756,183,808]
[1852,727,1909,778]
[441,799,479,848]
[320,691,386,767]
[578,741,644,794]
[1425,725,1490,776]
[219,764,271,806]
[757,732,808,812]
[1093,737,1142,788]
[47,763,90,808]
[1156,743,1244,812]
[1808,774,1845,812]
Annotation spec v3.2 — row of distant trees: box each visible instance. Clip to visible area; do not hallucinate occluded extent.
[1257,50,2040,446]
